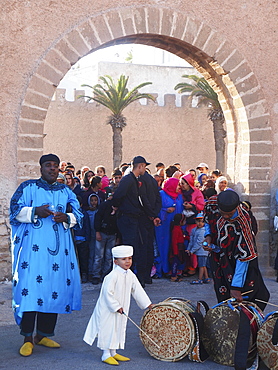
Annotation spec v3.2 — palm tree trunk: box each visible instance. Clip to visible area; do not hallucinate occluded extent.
[112,126,123,169]
[212,118,226,173]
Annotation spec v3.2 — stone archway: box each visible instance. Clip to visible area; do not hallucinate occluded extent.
[17,5,271,266]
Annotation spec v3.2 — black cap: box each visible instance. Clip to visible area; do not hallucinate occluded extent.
[131,156,151,166]
[39,154,60,166]
[218,190,240,212]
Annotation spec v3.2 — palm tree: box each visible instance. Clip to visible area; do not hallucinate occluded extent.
[175,75,226,172]
[80,75,156,168]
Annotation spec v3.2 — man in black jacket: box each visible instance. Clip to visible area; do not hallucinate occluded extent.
[112,156,160,287]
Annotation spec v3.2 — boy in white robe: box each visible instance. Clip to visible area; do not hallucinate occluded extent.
[83,245,153,365]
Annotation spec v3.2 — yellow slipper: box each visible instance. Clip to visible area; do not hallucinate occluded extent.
[102,356,119,365]
[36,337,60,348]
[19,342,34,357]
[113,354,130,361]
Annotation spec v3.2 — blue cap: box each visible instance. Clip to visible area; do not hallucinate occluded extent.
[195,212,204,219]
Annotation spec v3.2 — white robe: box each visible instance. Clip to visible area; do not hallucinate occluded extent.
[83,265,151,349]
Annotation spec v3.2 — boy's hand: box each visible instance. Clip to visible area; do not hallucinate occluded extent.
[147,304,155,310]
[167,207,175,213]
[203,236,212,251]
[185,250,191,255]
[204,236,212,245]
[117,307,124,314]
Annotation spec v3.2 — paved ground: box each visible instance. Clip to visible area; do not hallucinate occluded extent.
[1,271,277,370]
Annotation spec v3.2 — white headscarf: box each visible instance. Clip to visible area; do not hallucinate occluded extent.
[215,176,228,194]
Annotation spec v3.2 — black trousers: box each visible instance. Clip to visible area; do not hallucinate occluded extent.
[117,214,145,283]
[20,311,58,337]
[76,241,89,274]
[139,215,155,282]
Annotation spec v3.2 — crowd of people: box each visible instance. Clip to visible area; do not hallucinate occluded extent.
[56,158,258,287]
[57,161,209,282]
[10,154,270,368]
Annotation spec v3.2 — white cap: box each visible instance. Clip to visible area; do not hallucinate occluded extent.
[112,245,133,258]
[196,162,209,169]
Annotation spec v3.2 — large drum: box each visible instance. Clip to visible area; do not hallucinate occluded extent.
[202,300,264,367]
[257,311,278,370]
[140,297,206,362]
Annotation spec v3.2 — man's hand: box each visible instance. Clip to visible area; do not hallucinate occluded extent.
[153,217,161,227]
[167,207,175,213]
[230,289,243,303]
[53,212,68,223]
[35,205,53,218]
[96,231,102,242]
[117,307,124,314]
[147,304,155,310]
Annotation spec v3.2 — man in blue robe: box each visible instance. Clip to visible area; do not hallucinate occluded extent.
[10,154,83,357]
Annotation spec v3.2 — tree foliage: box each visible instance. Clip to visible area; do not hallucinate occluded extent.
[174,74,224,121]
[80,74,155,127]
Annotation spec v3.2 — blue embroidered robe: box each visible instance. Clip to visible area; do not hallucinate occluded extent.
[10,178,83,325]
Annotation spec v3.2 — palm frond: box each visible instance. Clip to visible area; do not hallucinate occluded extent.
[79,74,155,119]
[174,75,222,113]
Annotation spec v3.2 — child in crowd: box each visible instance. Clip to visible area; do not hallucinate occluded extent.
[91,197,118,285]
[73,196,91,283]
[83,245,154,365]
[170,213,187,282]
[95,165,110,193]
[185,213,210,284]
[86,194,99,282]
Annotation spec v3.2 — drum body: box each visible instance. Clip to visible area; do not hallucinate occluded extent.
[140,298,196,361]
[202,301,264,367]
[257,312,278,370]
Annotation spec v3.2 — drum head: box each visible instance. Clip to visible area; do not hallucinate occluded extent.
[257,313,278,370]
[140,301,195,362]
[202,305,240,366]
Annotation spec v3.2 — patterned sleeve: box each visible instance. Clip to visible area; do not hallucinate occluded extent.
[10,180,34,226]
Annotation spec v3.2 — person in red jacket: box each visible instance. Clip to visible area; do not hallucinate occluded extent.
[169,213,188,282]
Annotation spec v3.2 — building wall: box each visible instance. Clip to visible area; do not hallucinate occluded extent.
[44,88,215,175]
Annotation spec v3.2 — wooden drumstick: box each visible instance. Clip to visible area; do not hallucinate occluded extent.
[255,299,278,308]
[220,290,254,305]
[241,290,254,296]
[122,312,160,349]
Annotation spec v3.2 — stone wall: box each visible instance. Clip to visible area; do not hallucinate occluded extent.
[44,88,216,175]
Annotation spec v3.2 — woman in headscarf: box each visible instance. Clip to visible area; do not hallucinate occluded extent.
[155,177,183,277]
[215,175,228,194]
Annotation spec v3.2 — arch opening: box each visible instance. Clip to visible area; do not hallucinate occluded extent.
[17,6,271,267]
